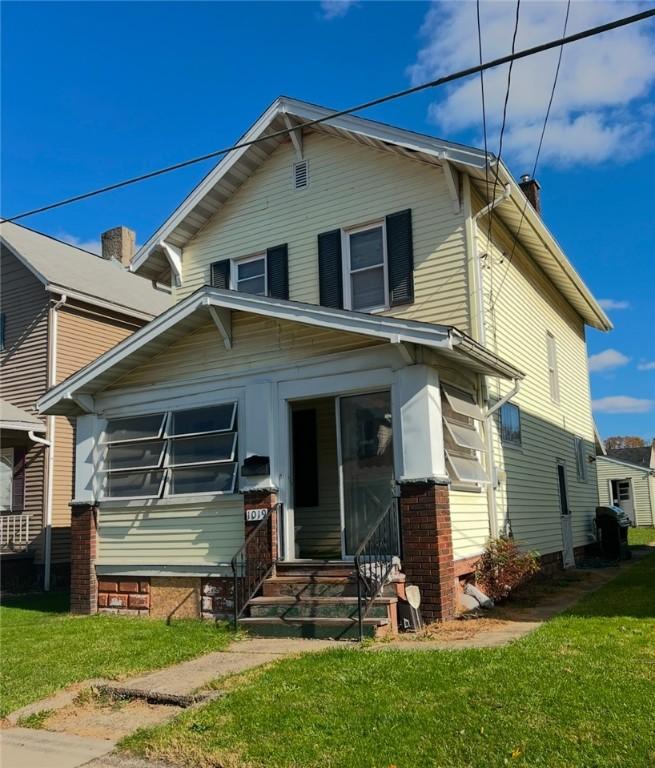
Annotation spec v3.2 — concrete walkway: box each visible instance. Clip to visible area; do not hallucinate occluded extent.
[0,728,114,768]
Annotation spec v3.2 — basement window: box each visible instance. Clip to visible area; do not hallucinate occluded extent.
[102,403,238,499]
[441,384,487,488]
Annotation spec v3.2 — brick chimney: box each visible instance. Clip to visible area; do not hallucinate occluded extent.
[101,226,135,266]
[519,175,541,216]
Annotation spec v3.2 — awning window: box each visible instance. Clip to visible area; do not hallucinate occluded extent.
[442,384,485,421]
[443,419,484,452]
[446,452,488,484]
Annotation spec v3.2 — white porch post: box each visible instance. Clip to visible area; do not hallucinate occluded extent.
[395,365,447,483]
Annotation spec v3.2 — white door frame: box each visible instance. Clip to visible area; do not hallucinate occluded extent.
[277,368,397,562]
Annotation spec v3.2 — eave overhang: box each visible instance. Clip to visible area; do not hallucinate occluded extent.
[37,287,523,417]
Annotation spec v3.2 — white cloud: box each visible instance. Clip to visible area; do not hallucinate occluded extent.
[57,232,101,256]
[588,349,630,373]
[592,396,652,413]
[598,298,631,310]
[320,0,357,20]
[637,361,655,371]
[409,1,655,166]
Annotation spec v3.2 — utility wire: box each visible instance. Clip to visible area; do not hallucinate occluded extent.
[2,7,654,224]
[489,0,572,313]
[476,0,490,201]
[485,0,521,254]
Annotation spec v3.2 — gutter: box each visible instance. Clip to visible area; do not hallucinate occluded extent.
[29,431,51,447]
[44,293,67,591]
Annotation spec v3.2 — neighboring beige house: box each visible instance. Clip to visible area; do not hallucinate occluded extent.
[0,223,170,589]
[39,98,611,635]
[596,442,655,527]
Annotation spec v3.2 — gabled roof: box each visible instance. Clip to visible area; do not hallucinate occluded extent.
[606,446,653,469]
[0,222,171,321]
[130,96,611,331]
[37,286,524,417]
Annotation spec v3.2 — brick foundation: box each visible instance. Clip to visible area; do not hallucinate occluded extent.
[70,502,98,615]
[399,481,456,622]
[98,577,150,616]
[202,577,235,619]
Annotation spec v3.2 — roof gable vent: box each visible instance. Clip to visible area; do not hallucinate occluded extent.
[293,160,309,190]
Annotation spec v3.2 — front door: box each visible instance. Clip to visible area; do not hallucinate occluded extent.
[338,391,395,557]
[557,462,575,568]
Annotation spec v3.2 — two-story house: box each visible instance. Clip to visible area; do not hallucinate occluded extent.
[37,98,610,635]
[0,223,170,589]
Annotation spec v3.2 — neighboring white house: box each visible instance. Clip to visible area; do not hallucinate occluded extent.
[596,442,655,527]
[37,97,611,634]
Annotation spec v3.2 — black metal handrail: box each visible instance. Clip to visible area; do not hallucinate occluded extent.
[353,497,400,641]
[230,503,281,628]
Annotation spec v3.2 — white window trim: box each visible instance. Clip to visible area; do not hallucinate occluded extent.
[99,402,239,501]
[341,220,389,313]
[546,331,560,404]
[231,253,267,295]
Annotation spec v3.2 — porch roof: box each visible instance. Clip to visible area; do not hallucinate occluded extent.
[0,399,46,433]
[37,287,524,416]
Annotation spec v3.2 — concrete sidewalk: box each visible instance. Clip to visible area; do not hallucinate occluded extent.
[0,728,113,768]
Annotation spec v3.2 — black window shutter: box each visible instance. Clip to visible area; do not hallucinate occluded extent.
[386,209,414,307]
[318,230,343,309]
[12,447,25,512]
[210,260,230,289]
[266,244,289,300]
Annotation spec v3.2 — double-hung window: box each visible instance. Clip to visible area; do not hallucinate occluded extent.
[232,254,267,295]
[441,384,487,486]
[344,222,388,312]
[500,402,522,446]
[102,403,238,499]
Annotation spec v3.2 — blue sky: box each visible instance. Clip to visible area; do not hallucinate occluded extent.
[2,1,654,440]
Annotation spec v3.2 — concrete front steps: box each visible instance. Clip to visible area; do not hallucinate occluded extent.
[238,562,400,639]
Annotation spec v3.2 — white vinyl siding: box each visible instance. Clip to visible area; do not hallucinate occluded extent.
[97,497,245,567]
[178,132,470,332]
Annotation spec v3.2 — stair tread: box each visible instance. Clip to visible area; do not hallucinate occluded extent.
[240,616,389,626]
[250,595,397,605]
[265,576,356,583]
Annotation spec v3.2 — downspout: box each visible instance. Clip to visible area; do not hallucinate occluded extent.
[465,177,510,538]
[44,293,67,590]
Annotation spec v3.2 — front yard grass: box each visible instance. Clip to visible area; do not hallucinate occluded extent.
[0,592,232,717]
[123,554,655,768]
[629,526,655,546]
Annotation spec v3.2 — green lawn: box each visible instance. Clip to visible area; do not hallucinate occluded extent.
[0,592,232,717]
[629,527,655,546]
[123,555,655,768]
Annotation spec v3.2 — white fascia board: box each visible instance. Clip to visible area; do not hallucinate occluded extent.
[45,284,158,322]
[131,99,285,272]
[1,420,46,433]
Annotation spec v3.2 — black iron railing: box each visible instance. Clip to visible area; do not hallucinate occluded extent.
[353,497,400,641]
[231,503,281,628]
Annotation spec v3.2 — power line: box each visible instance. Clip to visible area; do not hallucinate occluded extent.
[2,7,654,224]
[485,0,521,255]
[476,0,490,200]
[489,0,572,314]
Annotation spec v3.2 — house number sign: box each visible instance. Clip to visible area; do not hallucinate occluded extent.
[245,508,267,522]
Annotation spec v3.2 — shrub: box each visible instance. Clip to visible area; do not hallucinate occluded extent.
[475,537,540,602]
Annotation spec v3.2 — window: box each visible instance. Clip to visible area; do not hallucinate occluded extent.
[232,255,267,295]
[500,403,521,446]
[441,384,487,486]
[102,403,238,499]
[546,332,560,403]
[0,313,5,352]
[0,447,14,511]
[344,222,388,312]
[574,436,587,481]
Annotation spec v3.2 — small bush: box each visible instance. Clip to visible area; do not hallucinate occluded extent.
[475,537,540,602]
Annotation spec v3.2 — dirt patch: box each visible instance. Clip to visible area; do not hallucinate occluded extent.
[37,689,182,741]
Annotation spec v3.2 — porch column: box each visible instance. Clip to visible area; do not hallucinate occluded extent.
[243,489,279,562]
[399,481,456,623]
[69,501,98,615]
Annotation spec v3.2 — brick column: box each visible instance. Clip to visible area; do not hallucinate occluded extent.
[399,481,456,622]
[243,489,278,561]
[69,502,98,615]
